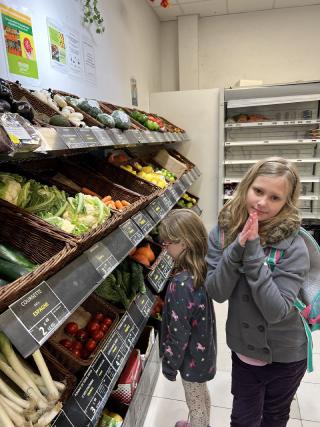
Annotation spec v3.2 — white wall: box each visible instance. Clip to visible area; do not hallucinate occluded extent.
[160,20,179,92]
[0,0,161,110]
[150,89,221,231]
[160,5,320,91]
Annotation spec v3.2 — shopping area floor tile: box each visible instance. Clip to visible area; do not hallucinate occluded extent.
[142,396,188,427]
[297,382,320,422]
[216,344,232,372]
[302,422,320,426]
[153,371,185,401]
[208,370,233,409]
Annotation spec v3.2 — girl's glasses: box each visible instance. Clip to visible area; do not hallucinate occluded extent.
[161,240,180,247]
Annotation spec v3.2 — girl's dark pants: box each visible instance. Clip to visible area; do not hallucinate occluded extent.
[230,352,307,427]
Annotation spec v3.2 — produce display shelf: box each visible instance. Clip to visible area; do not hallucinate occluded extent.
[224,194,320,201]
[224,158,320,165]
[225,119,320,128]
[224,176,320,183]
[0,170,198,359]
[0,128,189,164]
[301,212,320,219]
[225,139,320,147]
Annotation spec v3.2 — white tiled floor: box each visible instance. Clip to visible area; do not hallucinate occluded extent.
[143,302,320,427]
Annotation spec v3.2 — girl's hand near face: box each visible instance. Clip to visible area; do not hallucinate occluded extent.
[239,212,259,247]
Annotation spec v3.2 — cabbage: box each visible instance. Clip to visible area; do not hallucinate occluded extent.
[62,194,111,231]
[0,173,24,205]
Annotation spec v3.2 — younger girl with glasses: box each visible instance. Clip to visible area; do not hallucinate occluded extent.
[159,209,217,427]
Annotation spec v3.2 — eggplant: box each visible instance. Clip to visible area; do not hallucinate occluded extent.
[0,83,13,104]
[11,100,34,121]
[0,100,11,113]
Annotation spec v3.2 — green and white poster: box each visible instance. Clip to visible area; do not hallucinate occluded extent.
[0,3,39,79]
[47,19,66,67]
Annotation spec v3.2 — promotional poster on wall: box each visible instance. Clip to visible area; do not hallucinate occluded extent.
[0,3,39,82]
[47,18,67,70]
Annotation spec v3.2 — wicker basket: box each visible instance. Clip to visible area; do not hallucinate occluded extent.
[0,205,77,311]
[7,81,73,127]
[46,294,119,374]
[99,102,146,130]
[0,164,124,252]
[51,89,104,128]
[78,158,161,200]
[29,348,77,402]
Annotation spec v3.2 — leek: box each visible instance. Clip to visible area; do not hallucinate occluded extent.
[0,398,15,426]
[0,395,26,426]
[32,350,59,402]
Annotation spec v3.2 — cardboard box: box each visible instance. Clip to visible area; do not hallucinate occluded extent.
[154,149,188,178]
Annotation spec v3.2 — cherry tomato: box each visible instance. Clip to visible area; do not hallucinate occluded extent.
[60,339,73,349]
[102,317,113,327]
[91,330,104,342]
[76,329,89,342]
[71,341,83,351]
[86,321,100,335]
[86,339,97,353]
[80,349,90,360]
[100,324,109,334]
[93,312,104,322]
[64,322,79,337]
[71,348,81,358]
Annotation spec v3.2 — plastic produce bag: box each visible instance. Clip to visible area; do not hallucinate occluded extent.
[0,113,41,153]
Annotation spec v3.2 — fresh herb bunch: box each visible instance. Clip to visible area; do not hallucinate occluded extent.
[83,0,105,34]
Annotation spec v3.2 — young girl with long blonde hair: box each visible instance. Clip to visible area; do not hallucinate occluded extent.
[159,209,217,427]
[205,157,309,427]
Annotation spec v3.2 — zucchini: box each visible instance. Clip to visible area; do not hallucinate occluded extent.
[0,278,8,286]
[0,244,36,269]
[0,259,33,281]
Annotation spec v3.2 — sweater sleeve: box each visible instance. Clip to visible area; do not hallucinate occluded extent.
[243,235,310,323]
[204,226,245,302]
[162,279,192,377]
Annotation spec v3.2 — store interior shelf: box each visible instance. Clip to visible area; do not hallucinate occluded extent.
[224,158,320,165]
[225,139,320,147]
[225,176,320,183]
[224,194,319,201]
[225,119,320,128]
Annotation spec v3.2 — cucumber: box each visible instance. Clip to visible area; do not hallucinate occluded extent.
[0,244,36,269]
[0,259,33,281]
[0,278,8,286]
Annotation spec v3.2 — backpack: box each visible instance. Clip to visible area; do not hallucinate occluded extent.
[264,227,320,372]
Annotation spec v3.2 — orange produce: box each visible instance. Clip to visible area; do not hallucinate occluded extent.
[130,253,150,267]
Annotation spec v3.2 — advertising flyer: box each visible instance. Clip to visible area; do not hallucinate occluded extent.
[0,3,38,79]
[47,18,66,68]
[82,38,96,85]
[66,28,83,77]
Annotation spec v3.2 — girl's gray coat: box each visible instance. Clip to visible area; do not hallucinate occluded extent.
[205,226,310,363]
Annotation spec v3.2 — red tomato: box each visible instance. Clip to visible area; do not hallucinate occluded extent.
[71,348,81,358]
[80,349,90,360]
[60,339,73,349]
[102,317,113,327]
[76,329,89,342]
[93,312,104,322]
[91,330,104,342]
[100,324,109,333]
[71,341,83,351]
[86,339,97,353]
[64,322,79,337]
[86,321,100,335]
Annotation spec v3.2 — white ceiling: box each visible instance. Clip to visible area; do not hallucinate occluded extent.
[148,0,320,21]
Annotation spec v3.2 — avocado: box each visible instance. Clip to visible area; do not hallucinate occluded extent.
[49,114,71,127]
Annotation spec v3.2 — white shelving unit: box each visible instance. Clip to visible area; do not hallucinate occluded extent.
[221,82,320,222]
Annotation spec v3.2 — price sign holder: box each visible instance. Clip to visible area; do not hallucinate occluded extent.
[86,242,118,279]
[132,210,155,234]
[194,166,201,177]
[56,128,83,149]
[134,289,155,319]
[101,228,134,263]
[124,129,144,144]
[91,129,114,147]
[119,219,144,246]
[147,267,167,292]
[146,198,167,223]
[163,132,173,142]
[174,181,185,197]
[160,192,173,210]
[165,187,177,205]
[9,281,70,346]
[76,128,100,147]
[107,128,129,145]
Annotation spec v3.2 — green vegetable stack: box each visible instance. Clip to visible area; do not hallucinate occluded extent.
[95,259,146,309]
[0,243,37,286]
[177,193,198,209]
[0,172,111,235]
